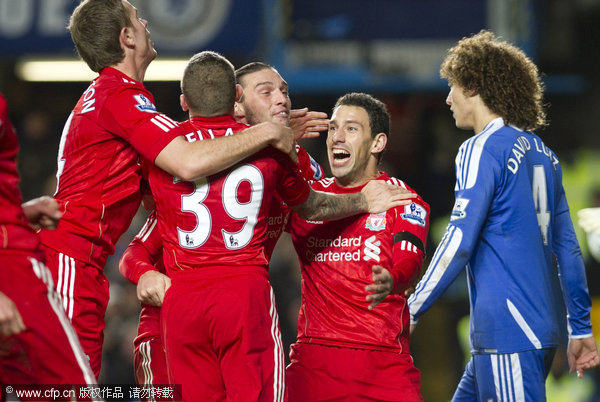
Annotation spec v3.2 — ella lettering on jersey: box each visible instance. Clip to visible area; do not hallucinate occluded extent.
[185,127,235,142]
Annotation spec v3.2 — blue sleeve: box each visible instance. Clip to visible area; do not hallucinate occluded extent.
[553,181,593,337]
[408,138,499,322]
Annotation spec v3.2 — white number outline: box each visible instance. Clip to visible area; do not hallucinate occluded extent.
[54,112,74,195]
[178,177,210,249]
[176,164,264,250]
[532,165,550,245]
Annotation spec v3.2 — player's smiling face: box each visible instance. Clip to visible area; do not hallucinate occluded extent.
[237,68,291,126]
[327,105,377,187]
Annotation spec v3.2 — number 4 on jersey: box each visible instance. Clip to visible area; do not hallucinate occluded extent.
[532,165,550,245]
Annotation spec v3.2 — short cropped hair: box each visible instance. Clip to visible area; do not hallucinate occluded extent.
[181,51,236,117]
[234,62,275,88]
[333,92,390,163]
[440,30,547,131]
[68,0,131,72]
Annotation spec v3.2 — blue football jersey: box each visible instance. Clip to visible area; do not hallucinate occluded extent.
[408,117,592,354]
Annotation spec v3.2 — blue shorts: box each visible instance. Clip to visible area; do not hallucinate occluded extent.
[452,348,556,401]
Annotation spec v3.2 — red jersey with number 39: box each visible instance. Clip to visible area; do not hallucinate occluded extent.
[148,115,311,274]
[288,173,430,352]
[39,67,183,268]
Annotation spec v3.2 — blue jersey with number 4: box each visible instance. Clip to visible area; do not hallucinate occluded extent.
[409,117,592,354]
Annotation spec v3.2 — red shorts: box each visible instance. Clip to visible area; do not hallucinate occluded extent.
[41,245,109,378]
[134,305,169,390]
[0,250,96,385]
[162,267,285,402]
[286,343,422,401]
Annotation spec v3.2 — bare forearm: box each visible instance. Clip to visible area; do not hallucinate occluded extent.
[157,125,272,181]
[293,190,367,221]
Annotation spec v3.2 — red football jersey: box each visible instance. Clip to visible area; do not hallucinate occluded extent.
[39,67,183,268]
[148,115,311,274]
[119,211,164,343]
[264,145,323,258]
[0,93,39,251]
[287,172,430,352]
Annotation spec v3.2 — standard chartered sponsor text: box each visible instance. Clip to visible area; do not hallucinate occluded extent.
[305,235,362,262]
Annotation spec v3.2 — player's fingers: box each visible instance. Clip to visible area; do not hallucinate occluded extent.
[568,354,576,374]
[290,108,308,118]
[365,284,378,293]
[39,216,58,230]
[300,132,321,139]
[35,196,62,219]
[138,288,158,305]
[372,265,383,273]
[389,199,415,208]
[305,119,329,128]
[368,296,385,310]
[14,311,25,332]
[305,111,328,119]
[2,317,24,337]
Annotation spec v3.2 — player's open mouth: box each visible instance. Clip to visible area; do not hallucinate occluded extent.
[332,149,350,161]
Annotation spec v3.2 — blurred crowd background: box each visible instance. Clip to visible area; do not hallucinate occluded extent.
[2,0,600,400]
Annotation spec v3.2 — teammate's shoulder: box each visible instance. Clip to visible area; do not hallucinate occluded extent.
[383,175,408,189]
[385,175,429,209]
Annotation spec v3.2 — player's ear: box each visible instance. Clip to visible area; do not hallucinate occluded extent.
[120,26,135,49]
[235,84,243,102]
[180,94,189,112]
[371,132,387,155]
[234,85,246,121]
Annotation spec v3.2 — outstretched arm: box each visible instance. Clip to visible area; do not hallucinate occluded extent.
[292,180,416,221]
[156,122,297,182]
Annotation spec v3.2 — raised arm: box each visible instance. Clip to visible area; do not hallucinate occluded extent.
[156,122,297,182]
